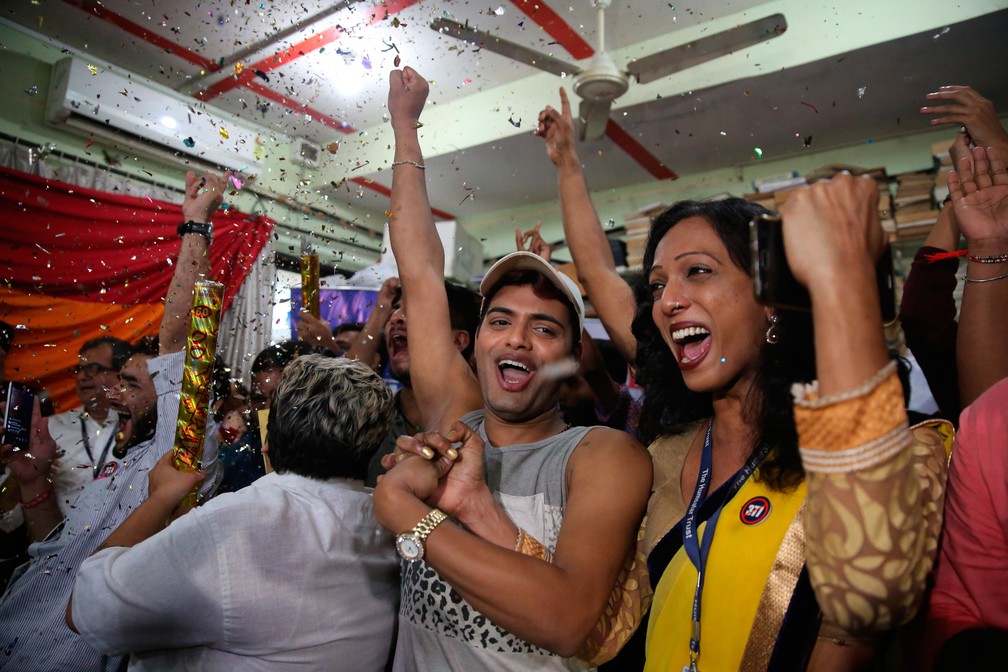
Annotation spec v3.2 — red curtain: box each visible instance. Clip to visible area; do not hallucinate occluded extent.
[0,166,273,412]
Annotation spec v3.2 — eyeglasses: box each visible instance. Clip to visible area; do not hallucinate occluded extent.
[72,362,115,377]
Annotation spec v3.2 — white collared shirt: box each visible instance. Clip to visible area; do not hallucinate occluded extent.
[47,408,120,514]
[73,472,399,671]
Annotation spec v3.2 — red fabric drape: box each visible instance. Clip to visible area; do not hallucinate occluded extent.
[0,166,273,412]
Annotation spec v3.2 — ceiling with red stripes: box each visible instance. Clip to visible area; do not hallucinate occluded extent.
[5,0,1008,263]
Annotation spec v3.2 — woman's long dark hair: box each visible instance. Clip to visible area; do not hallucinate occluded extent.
[631,199,815,491]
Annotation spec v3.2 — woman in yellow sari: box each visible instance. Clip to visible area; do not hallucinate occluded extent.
[626,181,950,670]
[536,91,949,672]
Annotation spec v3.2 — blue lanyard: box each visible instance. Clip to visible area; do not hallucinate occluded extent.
[681,421,769,671]
[80,415,115,479]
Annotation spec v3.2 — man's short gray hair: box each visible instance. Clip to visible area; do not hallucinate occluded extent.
[266,354,396,480]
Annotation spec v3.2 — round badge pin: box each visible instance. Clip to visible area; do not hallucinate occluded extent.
[740,495,771,525]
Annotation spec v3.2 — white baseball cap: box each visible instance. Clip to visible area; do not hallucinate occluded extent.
[479,251,585,336]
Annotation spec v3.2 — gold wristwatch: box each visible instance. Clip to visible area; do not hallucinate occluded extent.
[395,508,448,561]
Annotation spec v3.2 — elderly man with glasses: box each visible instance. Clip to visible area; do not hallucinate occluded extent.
[1,337,133,532]
[45,338,135,513]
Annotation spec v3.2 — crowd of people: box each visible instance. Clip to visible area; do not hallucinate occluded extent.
[0,69,1005,671]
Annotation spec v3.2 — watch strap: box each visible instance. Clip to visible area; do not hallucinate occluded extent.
[411,508,448,542]
[177,220,213,244]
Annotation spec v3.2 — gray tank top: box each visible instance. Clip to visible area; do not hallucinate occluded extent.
[393,410,595,672]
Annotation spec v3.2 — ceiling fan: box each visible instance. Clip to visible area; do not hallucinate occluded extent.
[431,1,787,141]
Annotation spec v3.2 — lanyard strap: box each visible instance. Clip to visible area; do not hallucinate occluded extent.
[79,415,115,479]
[680,421,770,670]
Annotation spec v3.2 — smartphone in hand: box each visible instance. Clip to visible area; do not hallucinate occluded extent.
[3,382,35,450]
[749,214,896,321]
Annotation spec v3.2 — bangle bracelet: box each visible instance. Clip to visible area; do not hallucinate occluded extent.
[964,271,1008,284]
[21,488,54,509]
[966,252,1008,264]
[391,160,425,170]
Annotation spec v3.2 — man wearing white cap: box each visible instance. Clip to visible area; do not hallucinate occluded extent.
[373,66,652,672]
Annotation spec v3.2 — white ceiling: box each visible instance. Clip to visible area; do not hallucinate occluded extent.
[5,0,1008,269]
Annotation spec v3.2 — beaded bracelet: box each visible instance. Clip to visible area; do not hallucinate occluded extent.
[966,251,1008,264]
[925,249,1008,264]
[391,160,425,170]
[21,488,54,509]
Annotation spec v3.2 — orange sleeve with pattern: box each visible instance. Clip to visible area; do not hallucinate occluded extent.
[793,363,949,634]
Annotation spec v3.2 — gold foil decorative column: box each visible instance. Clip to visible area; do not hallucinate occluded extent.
[172,279,223,507]
[300,240,320,318]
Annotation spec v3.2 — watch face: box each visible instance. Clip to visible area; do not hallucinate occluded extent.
[396,533,423,561]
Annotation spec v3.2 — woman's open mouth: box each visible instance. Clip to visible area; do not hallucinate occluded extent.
[672,326,712,367]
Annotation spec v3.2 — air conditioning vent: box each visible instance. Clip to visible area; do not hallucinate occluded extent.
[45,57,275,173]
[294,138,322,168]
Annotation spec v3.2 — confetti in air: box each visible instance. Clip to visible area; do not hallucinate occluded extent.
[459,183,475,206]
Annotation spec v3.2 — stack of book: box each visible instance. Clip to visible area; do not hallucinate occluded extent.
[892,171,939,239]
[744,191,776,212]
[623,202,667,268]
[806,164,893,224]
[752,172,807,194]
[744,165,891,222]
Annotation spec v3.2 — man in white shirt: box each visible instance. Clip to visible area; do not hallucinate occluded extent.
[69,354,400,671]
[47,337,132,513]
[0,170,226,671]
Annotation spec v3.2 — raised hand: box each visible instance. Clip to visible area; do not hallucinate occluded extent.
[375,276,400,311]
[949,146,1008,247]
[536,87,579,170]
[0,397,59,488]
[147,450,206,510]
[295,310,336,350]
[778,173,884,293]
[922,86,1008,154]
[388,66,429,132]
[516,222,553,262]
[948,130,973,171]
[182,171,229,224]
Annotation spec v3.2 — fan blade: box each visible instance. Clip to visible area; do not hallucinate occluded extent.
[627,13,788,84]
[578,98,612,141]
[430,18,582,78]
